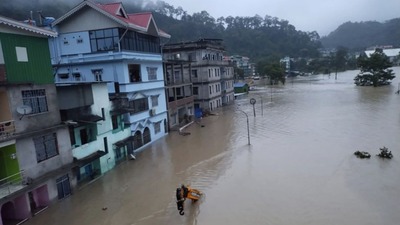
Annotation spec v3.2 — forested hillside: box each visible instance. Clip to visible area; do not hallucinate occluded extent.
[0,0,321,63]
[321,19,400,50]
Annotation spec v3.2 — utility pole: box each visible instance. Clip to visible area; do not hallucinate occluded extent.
[237,109,250,145]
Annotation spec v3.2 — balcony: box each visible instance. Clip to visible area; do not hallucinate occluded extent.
[0,120,16,141]
[165,78,191,86]
[0,171,27,200]
[168,96,194,110]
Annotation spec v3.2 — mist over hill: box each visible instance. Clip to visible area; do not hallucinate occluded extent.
[320,19,400,50]
[3,0,398,62]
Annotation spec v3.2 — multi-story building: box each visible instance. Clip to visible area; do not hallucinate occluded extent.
[163,39,234,113]
[56,82,131,186]
[0,16,75,224]
[163,54,195,130]
[48,0,170,153]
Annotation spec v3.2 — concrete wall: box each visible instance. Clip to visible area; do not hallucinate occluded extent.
[7,84,61,133]
[15,127,72,180]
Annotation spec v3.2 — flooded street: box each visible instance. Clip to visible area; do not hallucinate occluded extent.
[26,68,400,225]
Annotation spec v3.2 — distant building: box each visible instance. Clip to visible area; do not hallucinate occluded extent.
[280,56,293,73]
[230,55,254,77]
[364,48,400,65]
[163,38,235,113]
[234,82,249,94]
[163,55,195,130]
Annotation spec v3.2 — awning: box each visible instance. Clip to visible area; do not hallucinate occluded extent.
[77,114,103,123]
[73,150,107,168]
[114,136,134,148]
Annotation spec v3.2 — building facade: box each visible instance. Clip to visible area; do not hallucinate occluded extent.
[163,55,195,130]
[49,1,170,153]
[0,16,75,225]
[163,39,234,113]
[56,82,131,186]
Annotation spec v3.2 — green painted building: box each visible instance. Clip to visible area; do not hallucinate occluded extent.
[0,15,76,224]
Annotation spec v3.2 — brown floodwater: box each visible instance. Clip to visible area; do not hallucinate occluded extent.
[26,68,400,225]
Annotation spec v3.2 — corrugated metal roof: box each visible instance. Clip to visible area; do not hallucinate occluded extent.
[234,82,248,88]
[0,15,57,37]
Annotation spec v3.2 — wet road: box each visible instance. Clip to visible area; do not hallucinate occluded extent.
[26,68,400,225]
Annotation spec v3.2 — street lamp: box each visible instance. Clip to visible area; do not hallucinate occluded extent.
[237,108,250,145]
[255,93,263,116]
[270,84,273,102]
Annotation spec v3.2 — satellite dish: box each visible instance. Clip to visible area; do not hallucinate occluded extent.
[16,105,32,115]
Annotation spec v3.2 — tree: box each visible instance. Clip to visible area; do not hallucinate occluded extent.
[354,49,395,86]
[264,62,285,85]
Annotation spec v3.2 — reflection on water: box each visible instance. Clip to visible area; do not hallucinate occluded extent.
[26,68,400,225]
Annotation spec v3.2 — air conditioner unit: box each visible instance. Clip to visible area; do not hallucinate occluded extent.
[149,108,156,116]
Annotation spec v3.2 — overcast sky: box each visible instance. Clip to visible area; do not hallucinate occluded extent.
[162,0,400,36]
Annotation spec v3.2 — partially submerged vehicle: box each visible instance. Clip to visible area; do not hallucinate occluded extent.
[377,146,393,159]
[176,185,203,215]
[354,151,371,159]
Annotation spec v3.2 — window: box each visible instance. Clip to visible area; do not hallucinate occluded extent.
[16,47,28,62]
[133,131,143,150]
[174,70,180,81]
[151,96,159,107]
[208,69,211,78]
[129,98,149,114]
[92,69,103,81]
[193,87,198,95]
[129,64,141,82]
[209,86,212,95]
[22,89,48,114]
[143,127,151,144]
[147,67,158,80]
[56,175,71,199]
[119,29,160,53]
[111,115,119,130]
[155,121,161,134]
[89,28,119,52]
[192,69,198,78]
[34,133,59,162]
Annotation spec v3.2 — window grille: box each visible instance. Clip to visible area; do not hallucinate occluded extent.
[34,133,58,162]
[22,89,48,114]
[155,122,161,134]
[151,96,159,107]
[147,67,158,80]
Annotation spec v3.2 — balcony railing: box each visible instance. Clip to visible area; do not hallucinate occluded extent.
[0,120,16,140]
[168,96,195,110]
[0,170,27,199]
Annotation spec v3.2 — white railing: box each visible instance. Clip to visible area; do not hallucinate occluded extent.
[0,120,16,140]
[0,170,27,199]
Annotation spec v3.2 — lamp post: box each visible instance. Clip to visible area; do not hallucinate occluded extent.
[237,109,250,145]
[255,93,263,116]
[270,83,273,102]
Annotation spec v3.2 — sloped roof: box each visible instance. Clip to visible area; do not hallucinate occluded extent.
[234,82,248,88]
[52,0,170,38]
[0,15,57,37]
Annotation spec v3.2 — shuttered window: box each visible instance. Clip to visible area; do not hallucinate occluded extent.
[22,89,48,114]
[34,133,59,162]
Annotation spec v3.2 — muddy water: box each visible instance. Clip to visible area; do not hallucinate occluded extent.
[27,68,400,225]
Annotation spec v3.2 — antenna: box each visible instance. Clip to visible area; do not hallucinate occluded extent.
[16,105,32,120]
